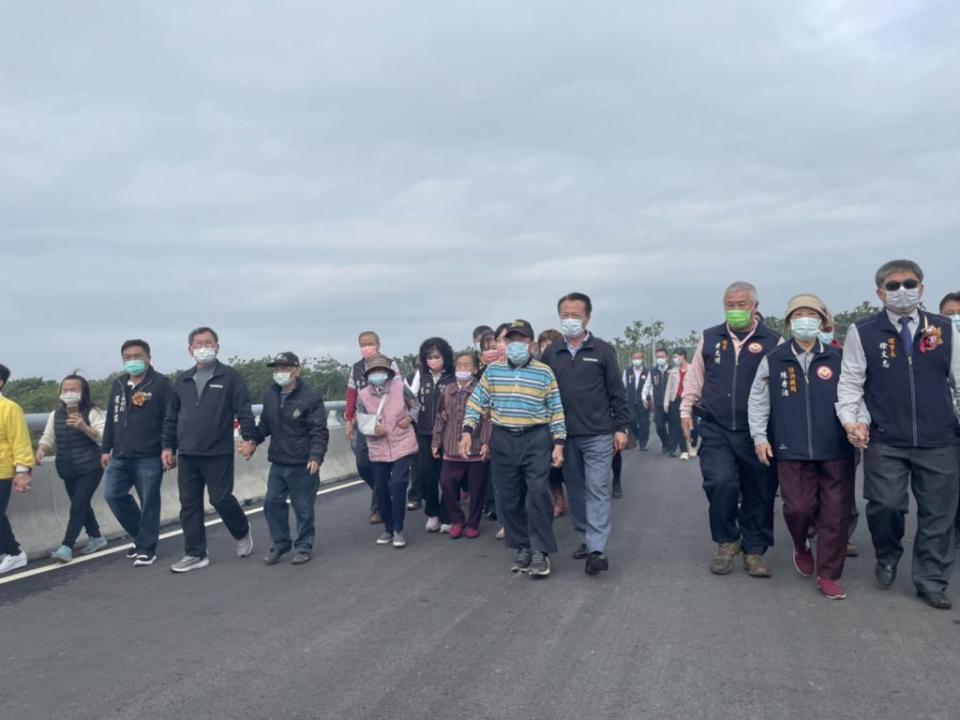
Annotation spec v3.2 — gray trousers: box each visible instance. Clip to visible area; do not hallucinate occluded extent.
[863,442,959,594]
[563,434,614,554]
[490,425,557,554]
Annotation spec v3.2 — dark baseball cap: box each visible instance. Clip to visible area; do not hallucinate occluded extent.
[267,351,300,367]
[504,319,534,340]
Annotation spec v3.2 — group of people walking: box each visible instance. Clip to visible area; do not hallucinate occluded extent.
[1,259,959,610]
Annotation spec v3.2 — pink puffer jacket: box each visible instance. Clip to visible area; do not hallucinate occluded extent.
[358,381,418,463]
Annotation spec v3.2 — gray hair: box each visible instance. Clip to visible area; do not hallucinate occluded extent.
[875,259,924,288]
[723,281,759,304]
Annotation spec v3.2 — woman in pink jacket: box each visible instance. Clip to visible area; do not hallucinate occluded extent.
[357,354,419,548]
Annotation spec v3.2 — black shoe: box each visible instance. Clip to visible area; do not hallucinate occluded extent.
[264,548,287,565]
[291,552,312,565]
[511,548,532,573]
[529,552,551,578]
[125,547,139,559]
[585,551,609,576]
[875,562,897,589]
[639,444,649,452]
[572,543,589,560]
[612,480,623,499]
[406,499,422,511]
[917,590,952,610]
[669,450,679,458]
[661,447,669,455]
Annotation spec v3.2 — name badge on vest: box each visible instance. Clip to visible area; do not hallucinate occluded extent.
[816,366,833,381]
[879,339,897,369]
[747,342,763,354]
[209,384,224,389]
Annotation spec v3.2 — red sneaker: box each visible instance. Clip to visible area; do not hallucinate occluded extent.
[449,524,465,539]
[465,527,480,539]
[793,544,815,577]
[817,577,846,600]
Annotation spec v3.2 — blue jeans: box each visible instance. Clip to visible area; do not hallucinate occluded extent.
[264,463,320,554]
[372,455,412,534]
[562,435,614,554]
[104,456,163,554]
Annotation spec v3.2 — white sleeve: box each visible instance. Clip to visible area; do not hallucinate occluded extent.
[39,411,56,452]
[748,357,771,446]
[836,325,868,426]
[90,408,106,444]
[641,373,652,401]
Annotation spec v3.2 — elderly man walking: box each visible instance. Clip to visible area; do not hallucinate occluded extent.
[837,259,960,610]
[681,281,782,577]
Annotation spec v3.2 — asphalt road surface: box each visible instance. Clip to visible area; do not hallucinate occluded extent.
[2,448,959,720]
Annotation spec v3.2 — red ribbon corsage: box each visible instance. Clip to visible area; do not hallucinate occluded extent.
[131,391,149,407]
[919,325,943,354]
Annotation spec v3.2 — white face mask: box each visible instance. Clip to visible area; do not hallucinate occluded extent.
[655,357,668,369]
[884,287,921,315]
[560,318,585,338]
[631,359,642,368]
[273,372,293,387]
[60,391,82,406]
[193,347,217,364]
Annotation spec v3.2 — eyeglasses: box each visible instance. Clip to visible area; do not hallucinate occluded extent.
[883,279,920,291]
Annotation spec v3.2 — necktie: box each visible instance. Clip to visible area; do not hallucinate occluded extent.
[898,317,913,356]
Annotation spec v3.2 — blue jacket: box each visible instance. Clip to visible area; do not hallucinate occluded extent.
[857,311,957,448]
[767,341,850,461]
[700,321,781,432]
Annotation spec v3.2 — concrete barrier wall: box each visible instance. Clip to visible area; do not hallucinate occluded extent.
[10,406,357,560]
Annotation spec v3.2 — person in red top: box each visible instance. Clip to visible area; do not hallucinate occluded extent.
[665,349,694,459]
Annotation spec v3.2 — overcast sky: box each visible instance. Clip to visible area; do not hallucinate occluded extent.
[2,1,958,380]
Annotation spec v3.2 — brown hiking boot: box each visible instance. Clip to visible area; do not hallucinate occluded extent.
[743,553,772,578]
[710,540,741,575]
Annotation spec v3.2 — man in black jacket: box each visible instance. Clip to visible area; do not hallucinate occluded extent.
[255,352,329,565]
[162,327,257,573]
[543,293,630,576]
[101,339,172,567]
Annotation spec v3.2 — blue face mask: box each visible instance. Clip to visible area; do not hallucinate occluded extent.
[950,315,960,332]
[506,342,530,365]
[818,330,834,345]
[790,316,822,341]
[123,360,147,376]
[367,372,389,387]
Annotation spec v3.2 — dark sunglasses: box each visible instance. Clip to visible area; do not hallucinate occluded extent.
[884,279,920,291]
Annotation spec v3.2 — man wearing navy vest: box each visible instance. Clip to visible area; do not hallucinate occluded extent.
[622,351,651,451]
[650,348,671,452]
[681,281,782,577]
[749,294,855,600]
[837,259,960,610]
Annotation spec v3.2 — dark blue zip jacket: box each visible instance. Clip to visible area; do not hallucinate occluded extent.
[162,361,256,456]
[700,321,781,432]
[767,341,850,461]
[857,310,956,448]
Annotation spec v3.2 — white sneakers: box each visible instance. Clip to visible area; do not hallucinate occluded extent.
[439,523,453,534]
[425,516,440,532]
[680,452,690,461]
[236,532,254,558]
[0,552,27,575]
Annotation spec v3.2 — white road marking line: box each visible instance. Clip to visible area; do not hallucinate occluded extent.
[0,479,365,587]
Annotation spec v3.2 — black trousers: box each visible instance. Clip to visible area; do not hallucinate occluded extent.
[61,467,103,548]
[698,419,777,554]
[653,405,670,450]
[490,425,557,554]
[863,442,959,594]
[0,478,19,555]
[177,454,250,557]
[628,403,650,448]
[666,400,685,454]
[352,432,377,512]
[417,433,447,522]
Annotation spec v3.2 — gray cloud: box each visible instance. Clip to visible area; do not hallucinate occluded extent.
[2,1,958,380]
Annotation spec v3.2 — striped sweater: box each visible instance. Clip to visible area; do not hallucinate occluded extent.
[463,359,566,441]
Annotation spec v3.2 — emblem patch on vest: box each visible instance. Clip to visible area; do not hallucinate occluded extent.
[747,342,763,354]
[816,366,833,381]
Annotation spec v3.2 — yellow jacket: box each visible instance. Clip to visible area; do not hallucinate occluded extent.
[0,394,34,478]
